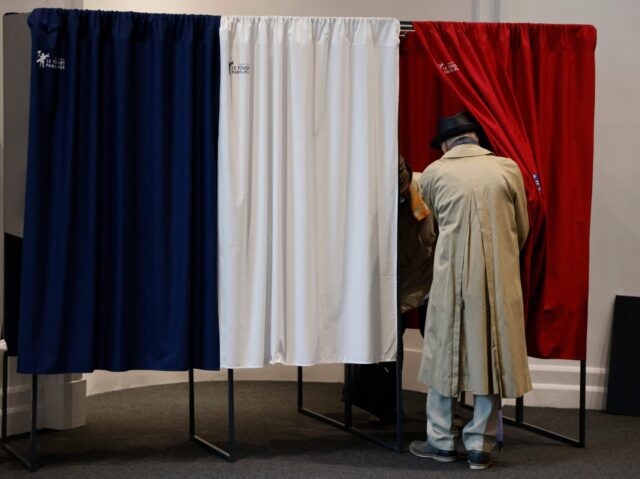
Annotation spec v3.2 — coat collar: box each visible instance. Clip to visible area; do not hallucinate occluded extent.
[441,143,494,159]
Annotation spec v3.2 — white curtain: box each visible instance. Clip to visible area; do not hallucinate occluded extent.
[218,16,399,368]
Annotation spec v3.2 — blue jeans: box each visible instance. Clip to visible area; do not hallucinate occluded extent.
[427,387,500,453]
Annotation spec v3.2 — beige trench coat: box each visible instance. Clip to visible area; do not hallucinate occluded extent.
[418,144,532,399]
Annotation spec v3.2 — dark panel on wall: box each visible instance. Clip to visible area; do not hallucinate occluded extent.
[4,12,31,238]
[606,295,640,415]
[3,234,22,355]
[2,13,30,344]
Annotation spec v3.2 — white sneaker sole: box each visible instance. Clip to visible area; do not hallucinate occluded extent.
[468,461,492,470]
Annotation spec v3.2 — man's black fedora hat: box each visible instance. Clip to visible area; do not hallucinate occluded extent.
[431,111,480,149]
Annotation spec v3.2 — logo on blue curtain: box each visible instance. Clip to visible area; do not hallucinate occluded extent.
[228,61,250,75]
[36,50,65,70]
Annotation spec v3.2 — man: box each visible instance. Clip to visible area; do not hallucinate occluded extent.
[410,112,532,470]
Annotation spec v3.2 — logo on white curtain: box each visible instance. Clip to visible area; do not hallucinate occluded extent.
[228,61,250,75]
[36,50,65,70]
[439,61,459,74]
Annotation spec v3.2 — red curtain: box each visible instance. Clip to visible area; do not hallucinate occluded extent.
[399,22,596,360]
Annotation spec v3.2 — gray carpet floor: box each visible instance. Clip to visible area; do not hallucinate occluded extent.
[1,381,639,478]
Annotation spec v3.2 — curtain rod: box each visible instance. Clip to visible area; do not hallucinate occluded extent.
[400,21,414,32]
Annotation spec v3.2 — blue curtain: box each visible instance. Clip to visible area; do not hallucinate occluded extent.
[18,9,220,373]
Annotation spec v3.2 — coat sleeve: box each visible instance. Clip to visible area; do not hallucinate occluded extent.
[398,154,413,200]
[412,172,437,251]
[504,160,530,251]
[418,213,437,258]
[419,165,436,214]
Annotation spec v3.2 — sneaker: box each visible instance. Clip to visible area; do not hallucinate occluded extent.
[467,450,492,470]
[409,440,459,462]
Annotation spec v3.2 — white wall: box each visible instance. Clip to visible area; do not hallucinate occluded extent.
[82,0,474,20]
[4,0,637,410]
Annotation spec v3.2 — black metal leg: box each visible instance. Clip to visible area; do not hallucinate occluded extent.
[457,360,587,448]
[299,365,358,430]
[227,369,236,460]
[515,396,524,423]
[344,365,353,429]
[499,360,586,448]
[29,375,38,469]
[1,355,40,472]
[395,342,404,453]
[297,367,303,410]
[2,351,7,441]
[579,360,586,448]
[188,368,237,461]
[497,403,504,450]
[297,321,406,453]
[188,368,195,438]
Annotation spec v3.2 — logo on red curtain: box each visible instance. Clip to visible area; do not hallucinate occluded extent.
[228,61,250,75]
[36,50,65,70]
[438,61,459,74]
[533,173,542,192]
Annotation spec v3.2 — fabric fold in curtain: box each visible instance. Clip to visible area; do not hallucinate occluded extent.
[401,22,596,359]
[18,9,221,373]
[218,16,399,367]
